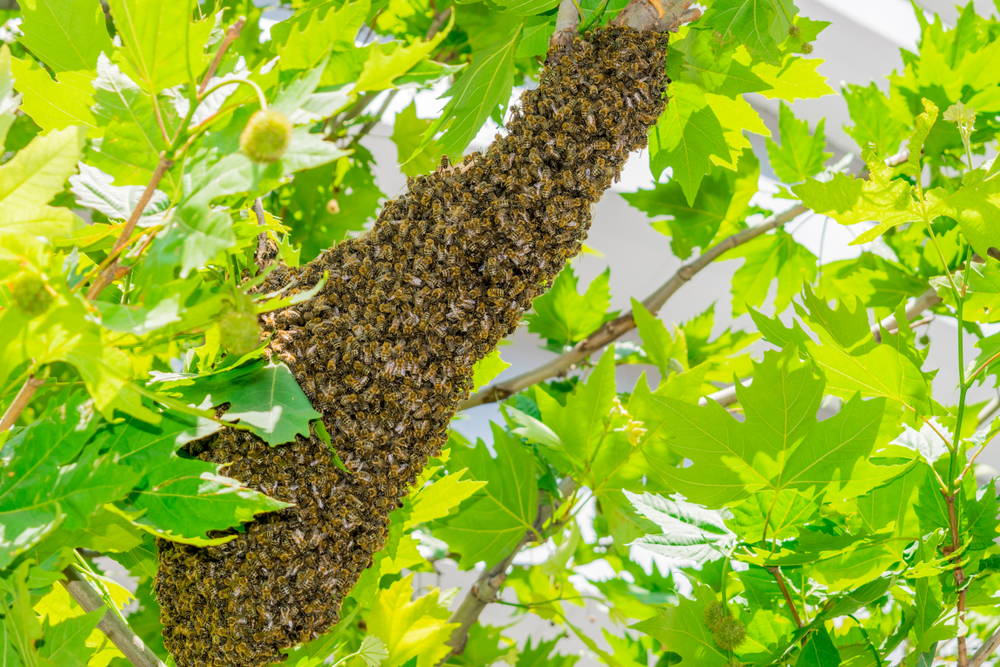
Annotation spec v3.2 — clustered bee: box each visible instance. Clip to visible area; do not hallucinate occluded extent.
[155,26,668,667]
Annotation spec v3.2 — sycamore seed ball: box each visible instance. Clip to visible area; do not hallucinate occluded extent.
[704,601,728,630]
[712,615,747,651]
[7,275,52,317]
[240,110,292,163]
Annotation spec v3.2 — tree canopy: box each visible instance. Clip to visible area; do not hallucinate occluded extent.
[1,0,1000,665]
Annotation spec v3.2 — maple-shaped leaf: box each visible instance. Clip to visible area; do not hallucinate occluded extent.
[435,425,539,567]
[639,351,895,510]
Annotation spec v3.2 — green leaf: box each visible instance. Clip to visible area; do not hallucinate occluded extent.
[10,58,98,134]
[793,159,941,245]
[106,0,214,93]
[842,82,908,154]
[494,0,559,15]
[765,102,831,183]
[366,575,456,667]
[533,348,617,474]
[392,102,445,177]
[806,341,931,414]
[526,265,615,345]
[356,20,451,92]
[168,361,321,445]
[623,151,757,259]
[650,104,730,204]
[405,469,485,529]
[703,0,796,65]
[633,584,730,666]
[436,425,538,567]
[38,610,104,665]
[88,58,169,185]
[433,21,523,158]
[638,352,893,508]
[626,491,735,562]
[795,626,840,666]
[18,0,113,73]
[667,29,768,97]
[0,411,139,568]
[104,411,290,544]
[471,346,511,392]
[272,0,371,72]
[933,168,1000,261]
[752,56,833,100]
[729,230,817,315]
[0,126,83,211]
[632,300,685,377]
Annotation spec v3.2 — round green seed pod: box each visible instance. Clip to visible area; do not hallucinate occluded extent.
[239,110,292,163]
[7,275,52,317]
[703,601,728,630]
[712,615,747,651]
[219,310,260,356]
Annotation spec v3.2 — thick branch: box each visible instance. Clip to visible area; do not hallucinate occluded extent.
[465,150,917,411]
[463,204,806,409]
[62,567,167,667]
[444,478,577,659]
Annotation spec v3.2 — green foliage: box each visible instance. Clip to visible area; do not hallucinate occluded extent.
[2,0,1000,665]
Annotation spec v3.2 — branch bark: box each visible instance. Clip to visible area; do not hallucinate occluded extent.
[971,627,1000,667]
[62,567,167,667]
[0,375,43,433]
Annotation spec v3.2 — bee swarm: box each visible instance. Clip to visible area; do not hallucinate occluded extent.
[156,25,668,667]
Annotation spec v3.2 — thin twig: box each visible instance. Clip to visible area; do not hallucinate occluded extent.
[971,626,1000,667]
[0,375,44,432]
[768,566,804,629]
[424,8,452,40]
[198,17,247,96]
[443,478,577,660]
[61,566,167,667]
[86,156,174,300]
[462,205,805,409]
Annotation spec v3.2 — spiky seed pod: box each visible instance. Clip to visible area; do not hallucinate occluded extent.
[712,615,747,651]
[703,601,728,631]
[6,275,52,316]
[240,110,292,163]
[157,25,669,667]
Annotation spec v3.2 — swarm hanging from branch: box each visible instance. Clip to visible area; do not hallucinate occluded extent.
[155,3,693,664]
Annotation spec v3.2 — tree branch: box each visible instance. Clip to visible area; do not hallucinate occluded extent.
[61,566,167,667]
[971,626,1000,667]
[443,478,578,659]
[465,150,916,410]
[0,375,44,433]
[462,204,806,409]
[767,566,803,629]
